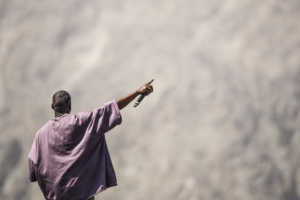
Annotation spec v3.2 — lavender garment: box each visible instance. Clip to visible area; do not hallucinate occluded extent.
[28,101,122,200]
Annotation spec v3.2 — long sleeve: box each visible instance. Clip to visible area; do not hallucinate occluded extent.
[76,100,122,137]
[28,133,39,182]
[98,100,122,133]
[28,159,37,182]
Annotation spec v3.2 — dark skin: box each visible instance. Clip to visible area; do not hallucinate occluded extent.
[116,79,154,110]
[54,106,71,117]
[54,79,154,117]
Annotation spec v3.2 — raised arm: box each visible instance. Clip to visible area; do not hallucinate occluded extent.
[117,79,154,110]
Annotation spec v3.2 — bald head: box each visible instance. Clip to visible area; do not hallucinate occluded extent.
[51,90,71,115]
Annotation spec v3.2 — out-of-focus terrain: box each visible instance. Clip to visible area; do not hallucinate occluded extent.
[1,0,300,199]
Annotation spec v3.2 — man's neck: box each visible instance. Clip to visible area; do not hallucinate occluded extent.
[55,112,65,118]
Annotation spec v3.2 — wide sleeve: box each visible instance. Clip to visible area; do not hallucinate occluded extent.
[28,134,39,182]
[99,100,122,132]
[76,100,122,136]
[28,159,37,182]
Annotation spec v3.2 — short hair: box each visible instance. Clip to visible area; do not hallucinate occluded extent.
[51,90,71,113]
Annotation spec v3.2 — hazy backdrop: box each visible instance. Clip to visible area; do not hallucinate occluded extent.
[1,0,300,200]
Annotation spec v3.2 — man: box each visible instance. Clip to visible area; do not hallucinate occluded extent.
[28,80,154,200]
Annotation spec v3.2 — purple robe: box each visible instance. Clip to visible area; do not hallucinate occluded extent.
[28,101,122,200]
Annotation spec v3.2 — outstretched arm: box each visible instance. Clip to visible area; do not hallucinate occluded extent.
[117,79,154,110]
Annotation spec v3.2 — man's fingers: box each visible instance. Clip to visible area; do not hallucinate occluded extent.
[143,85,153,95]
[146,85,153,92]
[138,80,154,95]
[146,79,154,85]
[149,85,153,92]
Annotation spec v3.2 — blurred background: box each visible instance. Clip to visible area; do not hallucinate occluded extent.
[1,0,300,199]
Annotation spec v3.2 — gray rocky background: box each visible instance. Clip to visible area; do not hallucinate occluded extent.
[1,0,300,200]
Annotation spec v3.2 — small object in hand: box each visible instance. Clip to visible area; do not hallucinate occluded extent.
[133,94,145,107]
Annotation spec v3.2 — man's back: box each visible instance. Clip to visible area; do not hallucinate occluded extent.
[28,101,122,200]
[28,80,154,200]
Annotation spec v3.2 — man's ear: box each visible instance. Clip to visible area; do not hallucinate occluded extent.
[68,104,71,113]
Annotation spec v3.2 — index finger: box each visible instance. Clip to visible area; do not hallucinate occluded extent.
[146,79,154,85]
